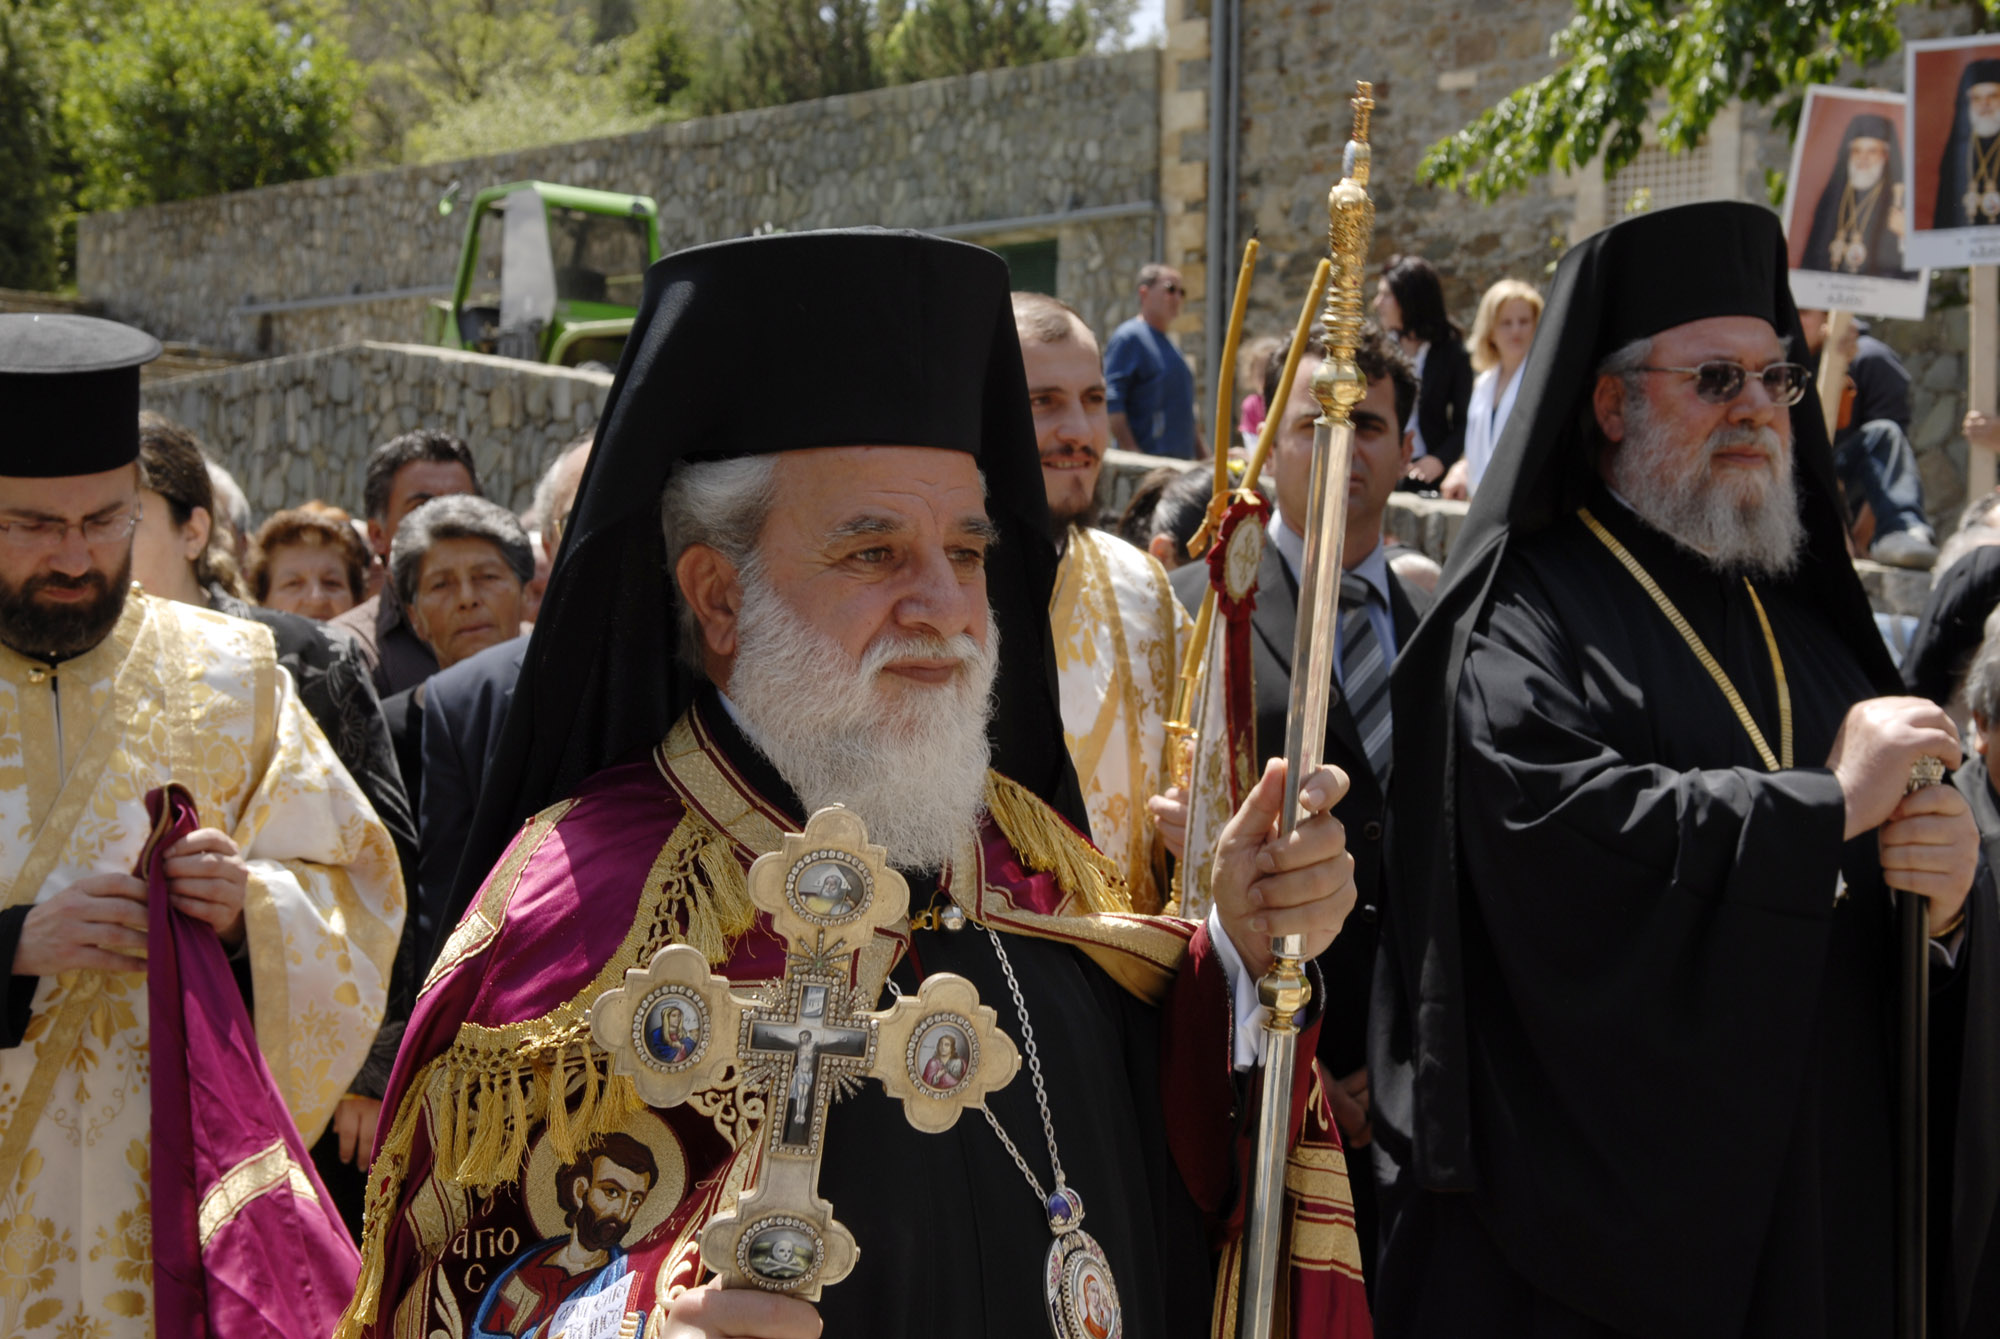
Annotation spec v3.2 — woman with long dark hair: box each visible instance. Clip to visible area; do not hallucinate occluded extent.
[1374,254,1475,490]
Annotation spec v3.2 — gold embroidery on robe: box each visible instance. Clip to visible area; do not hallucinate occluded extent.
[1050,526,1188,913]
[344,705,1208,1339]
[0,592,402,1338]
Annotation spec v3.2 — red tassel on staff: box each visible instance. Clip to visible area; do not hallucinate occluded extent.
[1206,492,1272,809]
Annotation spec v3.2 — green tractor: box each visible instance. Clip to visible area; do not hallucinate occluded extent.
[426,181,662,369]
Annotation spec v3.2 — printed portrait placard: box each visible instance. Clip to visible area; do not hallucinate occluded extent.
[1904,34,2000,268]
[1782,85,1929,319]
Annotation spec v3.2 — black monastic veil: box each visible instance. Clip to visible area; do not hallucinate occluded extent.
[438,229,1090,948]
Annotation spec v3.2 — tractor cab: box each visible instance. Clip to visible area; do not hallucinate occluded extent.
[427,181,661,368]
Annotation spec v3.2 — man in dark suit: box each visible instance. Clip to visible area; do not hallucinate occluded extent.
[414,633,526,954]
[1159,321,1426,1281]
[414,437,592,972]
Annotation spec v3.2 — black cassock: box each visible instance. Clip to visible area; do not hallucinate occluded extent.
[1375,490,1970,1338]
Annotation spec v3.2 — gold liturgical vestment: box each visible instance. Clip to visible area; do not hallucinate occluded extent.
[1050,526,1187,912]
[0,592,403,1338]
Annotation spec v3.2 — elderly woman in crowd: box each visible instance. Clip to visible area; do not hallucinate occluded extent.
[1441,278,1543,500]
[128,413,417,1239]
[378,495,534,806]
[250,502,372,620]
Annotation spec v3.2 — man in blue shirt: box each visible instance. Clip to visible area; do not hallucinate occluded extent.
[1104,263,1205,459]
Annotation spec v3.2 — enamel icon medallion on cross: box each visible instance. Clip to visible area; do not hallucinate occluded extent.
[590,806,1020,1300]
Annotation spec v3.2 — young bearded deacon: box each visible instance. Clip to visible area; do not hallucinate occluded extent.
[1371,201,1997,1339]
[342,233,1373,1339]
[0,316,403,1336]
[1014,290,1189,913]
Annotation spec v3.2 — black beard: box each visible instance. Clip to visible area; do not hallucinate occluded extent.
[0,552,132,659]
[572,1200,634,1253]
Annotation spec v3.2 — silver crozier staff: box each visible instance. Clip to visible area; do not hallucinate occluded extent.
[1236,79,1377,1339]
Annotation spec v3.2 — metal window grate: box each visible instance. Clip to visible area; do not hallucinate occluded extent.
[1607,141,1722,217]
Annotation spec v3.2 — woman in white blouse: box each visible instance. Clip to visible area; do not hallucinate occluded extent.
[1441,279,1543,500]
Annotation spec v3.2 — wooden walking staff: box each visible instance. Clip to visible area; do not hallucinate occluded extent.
[1235,80,1376,1339]
[1971,266,1998,500]
[1900,756,1946,1339]
[1815,309,1856,447]
[1820,306,1936,1335]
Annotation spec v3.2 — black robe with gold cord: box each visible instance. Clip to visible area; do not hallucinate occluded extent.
[1371,200,1999,1339]
[1375,488,1962,1337]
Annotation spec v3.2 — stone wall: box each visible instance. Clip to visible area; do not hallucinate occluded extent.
[1143,0,1585,405]
[1234,0,1576,334]
[141,343,612,519]
[79,51,1159,358]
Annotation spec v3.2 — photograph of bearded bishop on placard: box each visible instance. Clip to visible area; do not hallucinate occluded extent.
[1904,34,2000,268]
[1782,84,1929,319]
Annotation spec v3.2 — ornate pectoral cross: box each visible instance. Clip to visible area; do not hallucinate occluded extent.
[590,806,1019,1300]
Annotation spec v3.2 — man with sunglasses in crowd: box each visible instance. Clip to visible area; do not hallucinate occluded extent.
[1371,202,1996,1338]
[1104,262,1206,460]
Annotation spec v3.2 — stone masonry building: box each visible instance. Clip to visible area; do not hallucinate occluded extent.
[80,3,1987,532]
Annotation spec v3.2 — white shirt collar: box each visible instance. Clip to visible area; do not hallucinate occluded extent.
[1268,509,1388,600]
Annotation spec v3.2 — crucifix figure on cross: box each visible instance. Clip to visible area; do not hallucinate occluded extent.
[590,805,1020,1300]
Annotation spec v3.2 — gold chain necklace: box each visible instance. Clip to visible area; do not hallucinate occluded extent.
[1579,508,1792,772]
[1966,132,2000,223]
[1830,179,1884,273]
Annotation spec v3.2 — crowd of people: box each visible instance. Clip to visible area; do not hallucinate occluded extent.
[2,200,1998,1339]
[1112,254,1943,575]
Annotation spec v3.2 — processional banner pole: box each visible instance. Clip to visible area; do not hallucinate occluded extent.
[1234,79,1375,1339]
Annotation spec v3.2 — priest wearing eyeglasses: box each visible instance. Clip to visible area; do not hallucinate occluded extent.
[1369,201,1998,1339]
[0,315,403,1336]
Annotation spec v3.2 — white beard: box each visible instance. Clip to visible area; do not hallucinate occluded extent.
[726,572,998,874]
[1606,395,1805,578]
[1973,108,2000,140]
[1847,160,1884,192]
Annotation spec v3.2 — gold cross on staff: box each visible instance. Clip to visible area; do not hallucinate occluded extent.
[590,806,1020,1300]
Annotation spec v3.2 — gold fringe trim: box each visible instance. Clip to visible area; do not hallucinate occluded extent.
[691,830,758,961]
[334,806,758,1338]
[985,773,1132,915]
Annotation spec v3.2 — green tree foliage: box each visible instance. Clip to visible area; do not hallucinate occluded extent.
[343,0,703,163]
[879,0,1095,83]
[627,9,696,108]
[61,2,355,212]
[0,3,58,289]
[1421,0,1998,203]
[341,0,582,162]
[725,0,879,107]
[683,0,1136,113]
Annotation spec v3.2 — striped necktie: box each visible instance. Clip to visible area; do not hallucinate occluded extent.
[1339,573,1393,785]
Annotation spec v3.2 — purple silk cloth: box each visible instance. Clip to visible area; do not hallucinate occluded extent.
[145,784,360,1338]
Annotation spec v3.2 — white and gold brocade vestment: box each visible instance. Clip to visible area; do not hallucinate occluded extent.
[1050,526,1188,912]
[0,591,403,1337]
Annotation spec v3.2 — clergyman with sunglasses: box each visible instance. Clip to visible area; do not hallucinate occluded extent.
[1103,261,1205,460]
[0,314,404,1330]
[1370,201,1997,1336]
